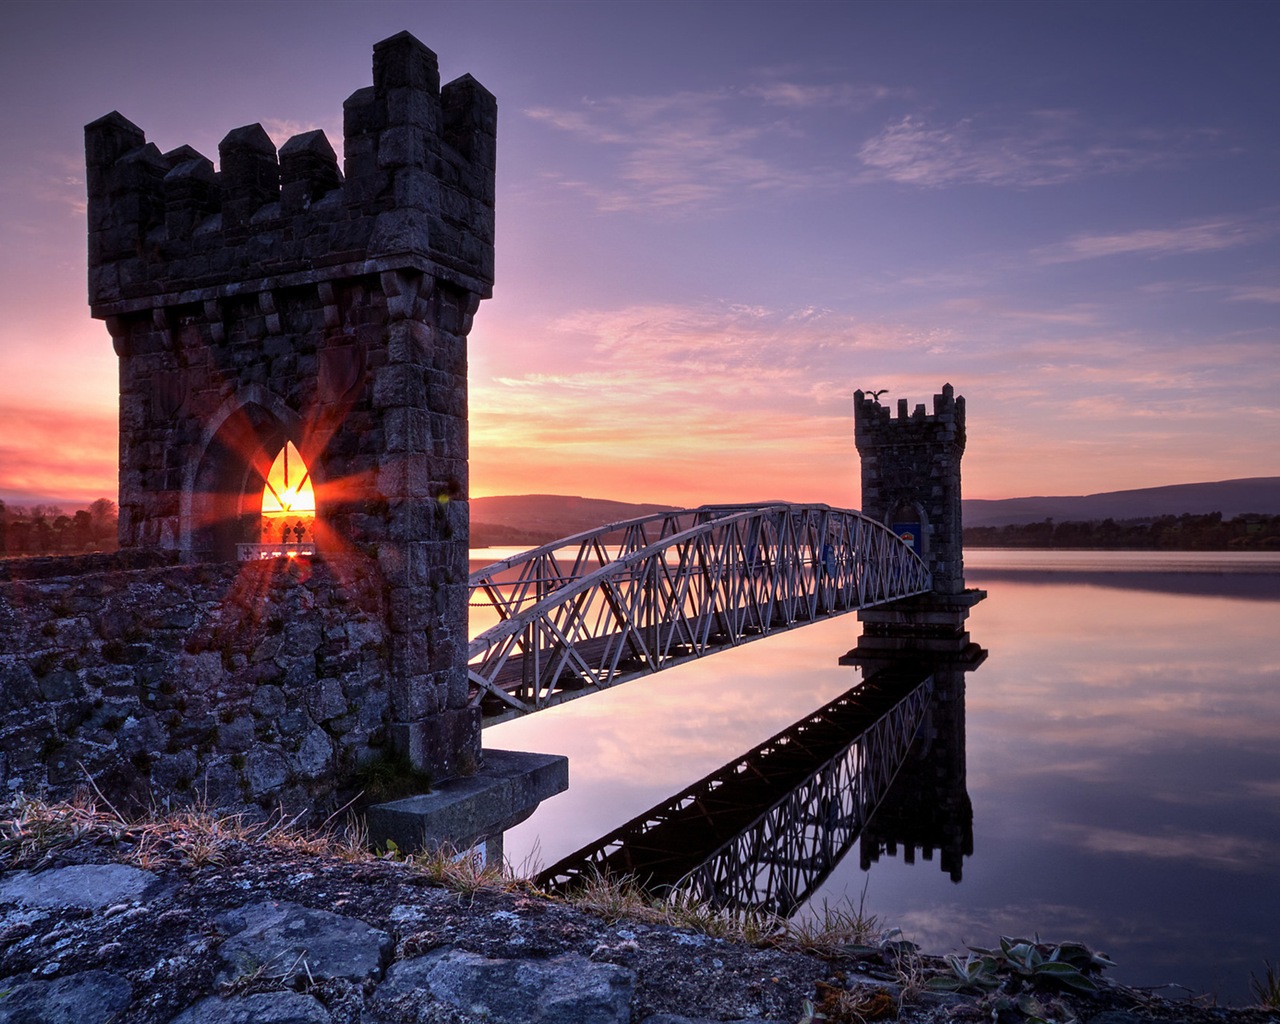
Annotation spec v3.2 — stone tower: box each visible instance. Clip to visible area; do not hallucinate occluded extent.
[853,384,967,596]
[84,31,495,778]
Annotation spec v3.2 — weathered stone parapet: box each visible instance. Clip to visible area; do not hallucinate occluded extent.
[854,383,968,596]
[0,554,393,818]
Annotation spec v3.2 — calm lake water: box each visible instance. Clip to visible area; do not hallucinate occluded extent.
[473,548,1280,1004]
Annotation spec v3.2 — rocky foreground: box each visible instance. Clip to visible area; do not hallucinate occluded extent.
[0,801,1275,1024]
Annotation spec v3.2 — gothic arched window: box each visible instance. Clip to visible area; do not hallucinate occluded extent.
[262,441,314,517]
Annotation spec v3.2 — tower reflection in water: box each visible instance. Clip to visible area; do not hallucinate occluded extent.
[538,595,985,916]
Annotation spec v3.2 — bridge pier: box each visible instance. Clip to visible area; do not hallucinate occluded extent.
[847,384,985,878]
[841,601,984,882]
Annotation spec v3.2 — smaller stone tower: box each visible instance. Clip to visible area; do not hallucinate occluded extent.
[854,384,967,595]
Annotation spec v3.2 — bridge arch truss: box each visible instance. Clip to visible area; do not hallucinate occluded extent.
[468,504,931,724]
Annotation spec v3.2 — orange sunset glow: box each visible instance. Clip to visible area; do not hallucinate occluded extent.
[2,4,1278,510]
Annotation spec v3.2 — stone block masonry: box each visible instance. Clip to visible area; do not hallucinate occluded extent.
[80,31,495,783]
[0,554,391,816]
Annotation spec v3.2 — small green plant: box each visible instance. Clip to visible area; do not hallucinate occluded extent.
[1251,960,1280,1010]
[351,751,432,803]
[930,935,1115,998]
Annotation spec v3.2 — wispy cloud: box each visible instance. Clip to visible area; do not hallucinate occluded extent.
[1036,212,1279,263]
[526,91,805,211]
[1047,822,1278,873]
[1224,283,1280,303]
[0,404,117,505]
[546,302,927,385]
[523,76,888,212]
[526,79,1221,211]
[857,110,1210,188]
[260,117,344,166]
[743,81,896,109]
[469,300,938,502]
[0,151,90,221]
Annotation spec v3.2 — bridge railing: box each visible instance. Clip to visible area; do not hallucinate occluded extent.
[467,504,930,723]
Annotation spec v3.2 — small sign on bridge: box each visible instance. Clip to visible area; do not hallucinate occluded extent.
[893,522,922,551]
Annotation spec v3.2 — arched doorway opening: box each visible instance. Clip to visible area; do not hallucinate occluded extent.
[891,500,929,559]
[185,396,319,562]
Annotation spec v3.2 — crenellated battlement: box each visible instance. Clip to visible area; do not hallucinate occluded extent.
[854,383,969,596]
[86,30,495,318]
[853,382,966,452]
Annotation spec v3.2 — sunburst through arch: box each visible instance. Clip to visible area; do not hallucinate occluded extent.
[242,440,317,558]
[262,440,315,517]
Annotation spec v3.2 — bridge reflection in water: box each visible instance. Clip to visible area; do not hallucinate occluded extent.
[537,602,985,916]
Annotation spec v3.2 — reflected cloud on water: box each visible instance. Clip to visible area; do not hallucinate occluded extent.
[488,552,1280,1003]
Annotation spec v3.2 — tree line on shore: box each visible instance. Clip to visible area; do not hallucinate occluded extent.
[964,511,1280,550]
[0,499,118,556]
[5,502,1277,557]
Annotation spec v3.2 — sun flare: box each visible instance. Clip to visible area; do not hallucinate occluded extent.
[262,441,314,516]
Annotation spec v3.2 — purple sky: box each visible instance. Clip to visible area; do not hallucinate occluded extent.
[2,0,1277,508]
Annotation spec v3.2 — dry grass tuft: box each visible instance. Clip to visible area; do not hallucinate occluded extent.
[0,792,374,873]
[807,980,897,1024]
[390,839,516,895]
[787,895,882,953]
[552,869,784,941]
[552,870,892,952]
[0,791,133,869]
[890,941,930,1011]
[0,793,521,901]
[1251,960,1280,1010]
[4,795,881,956]
[555,875,896,957]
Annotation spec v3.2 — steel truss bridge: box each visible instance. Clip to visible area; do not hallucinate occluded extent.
[537,663,936,915]
[468,504,931,724]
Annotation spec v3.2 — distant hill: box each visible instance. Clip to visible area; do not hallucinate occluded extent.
[962,477,1280,527]
[470,494,676,548]
[470,479,1280,547]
